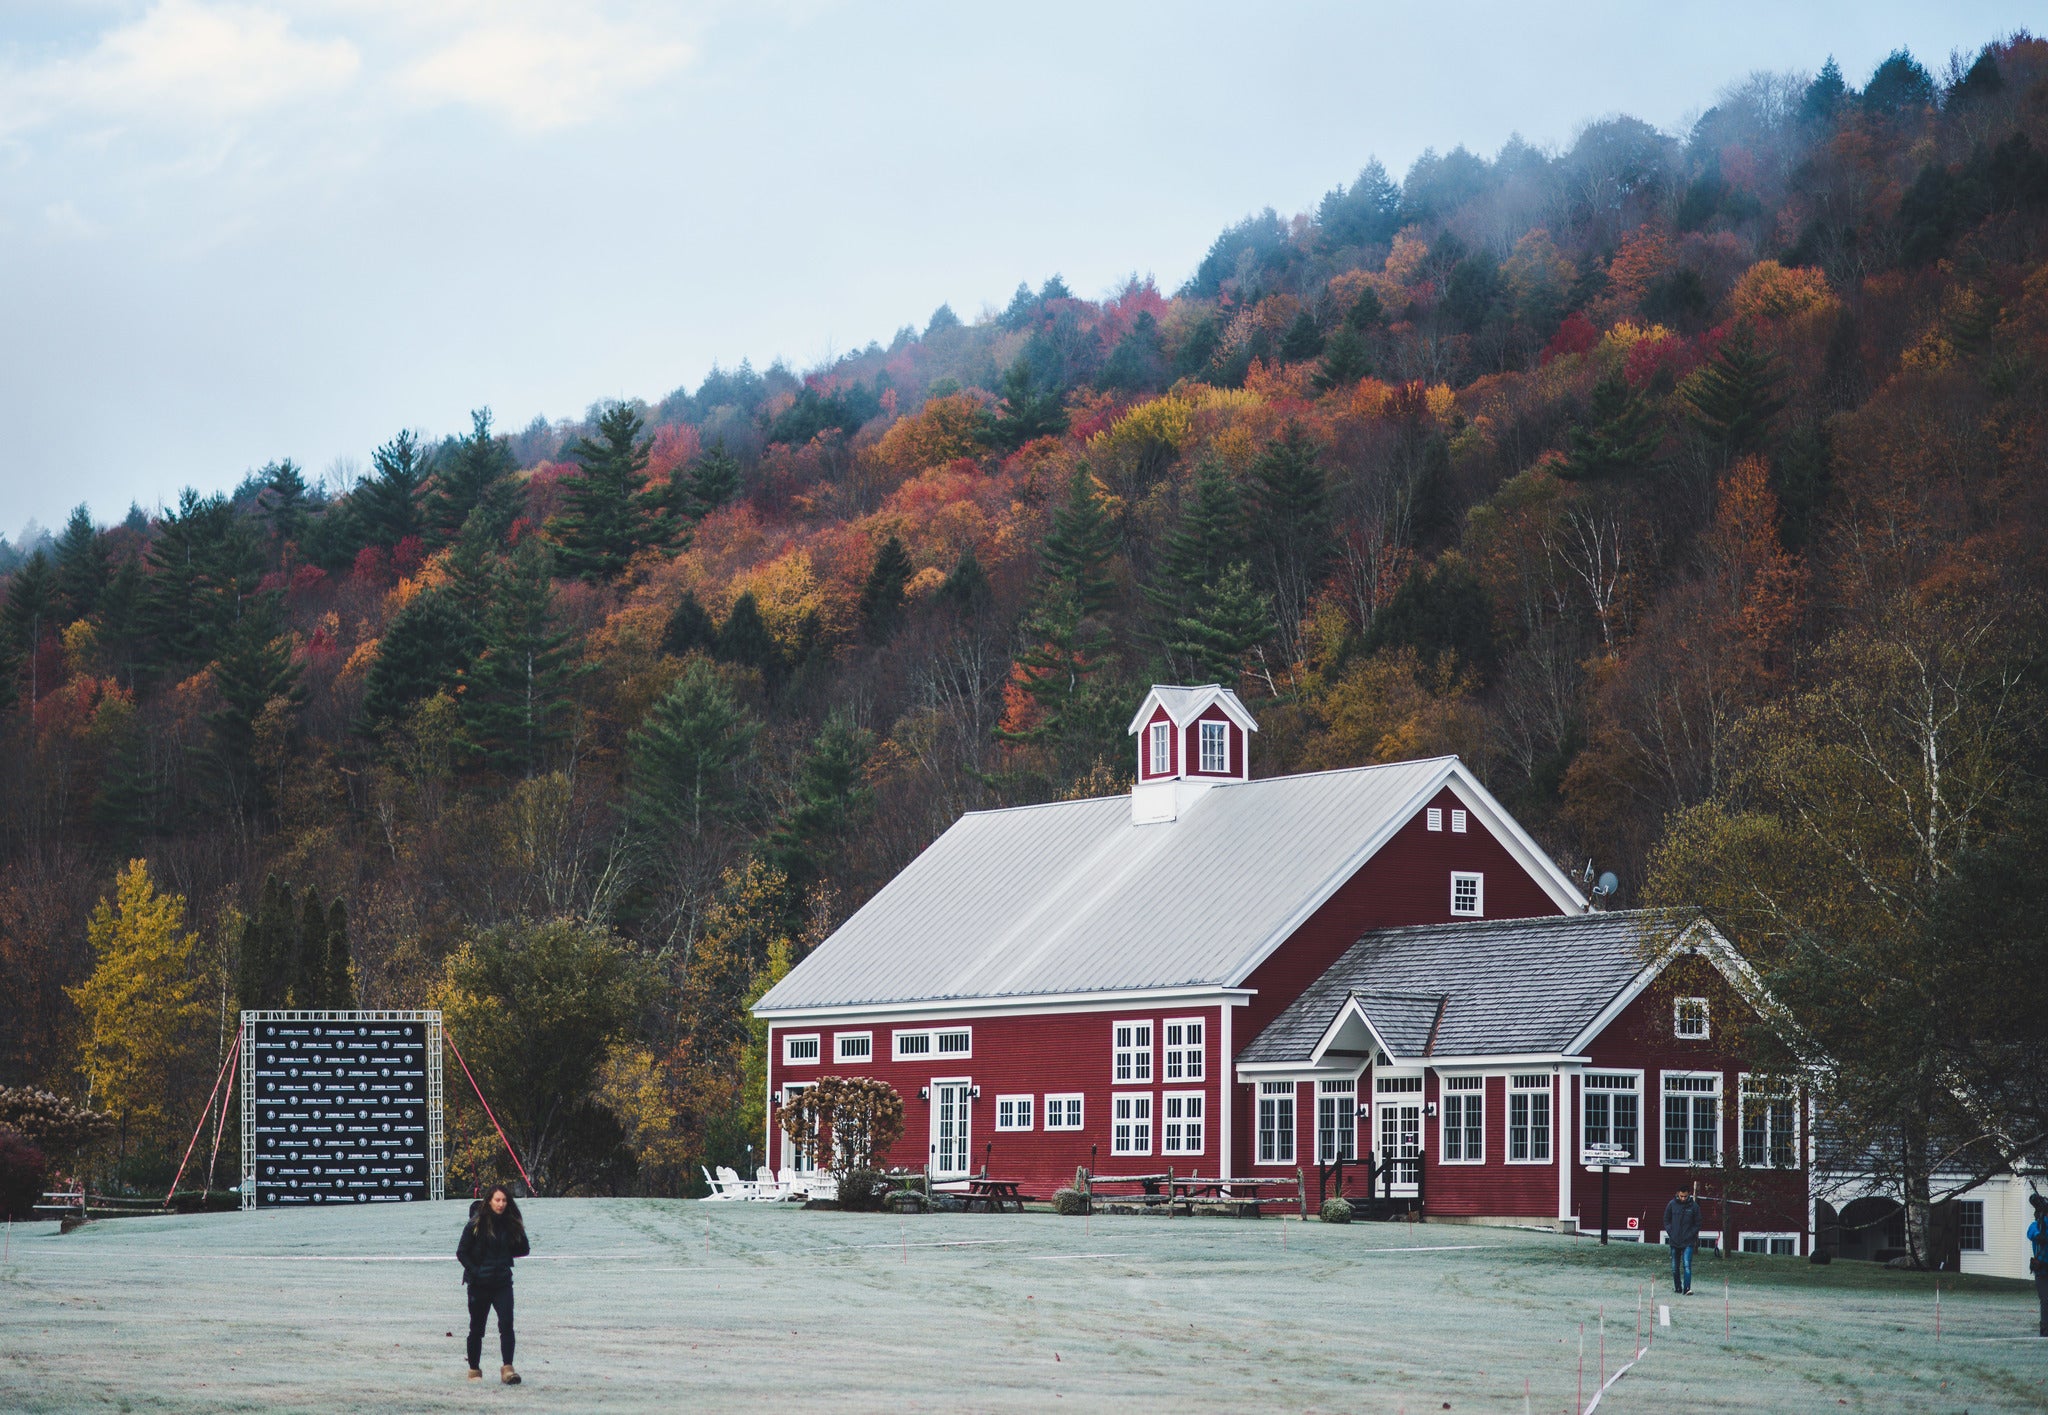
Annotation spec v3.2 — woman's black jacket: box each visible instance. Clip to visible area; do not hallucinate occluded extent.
[457,1212,530,1287]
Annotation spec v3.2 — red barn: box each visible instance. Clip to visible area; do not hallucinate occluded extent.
[754,684,1808,1246]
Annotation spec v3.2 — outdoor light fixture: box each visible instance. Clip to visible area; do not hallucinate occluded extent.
[918,1086,929,1100]
[970,1085,981,1099]
[1425,1102,1438,1117]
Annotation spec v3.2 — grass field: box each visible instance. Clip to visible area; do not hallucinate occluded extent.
[1,1198,2042,1412]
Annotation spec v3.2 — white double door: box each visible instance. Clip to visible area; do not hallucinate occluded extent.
[1378,1102,1422,1193]
[929,1079,972,1179]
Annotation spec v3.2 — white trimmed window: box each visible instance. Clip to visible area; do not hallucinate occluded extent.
[893,1030,933,1060]
[1738,1075,1799,1169]
[1662,1072,1721,1166]
[1257,1082,1296,1164]
[1112,1093,1153,1155]
[783,1033,820,1065]
[1508,1074,1552,1163]
[1450,808,1468,833]
[1317,1080,1357,1163]
[1674,997,1710,1040]
[1148,721,1170,775]
[1426,807,1443,831]
[1441,1075,1484,1163]
[1044,1094,1083,1130]
[1738,1232,1799,1256]
[1162,1092,1205,1155]
[1582,1072,1641,1163]
[1112,1020,1153,1083]
[936,1028,972,1058]
[834,1032,872,1063]
[1957,1200,1985,1252]
[1375,1074,1422,1095]
[995,1095,1034,1131]
[1162,1018,1205,1081]
[1450,871,1483,917]
[1199,720,1228,772]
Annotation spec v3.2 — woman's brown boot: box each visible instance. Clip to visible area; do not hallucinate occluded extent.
[501,1365,521,1385]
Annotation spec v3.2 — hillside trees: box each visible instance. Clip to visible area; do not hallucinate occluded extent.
[553,403,679,580]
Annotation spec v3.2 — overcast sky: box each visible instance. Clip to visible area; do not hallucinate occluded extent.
[0,1,2025,537]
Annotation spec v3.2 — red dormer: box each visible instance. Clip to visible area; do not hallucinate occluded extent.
[1127,684,1258,822]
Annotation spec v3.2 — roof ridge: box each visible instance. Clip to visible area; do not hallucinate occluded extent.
[955,755,1462,820]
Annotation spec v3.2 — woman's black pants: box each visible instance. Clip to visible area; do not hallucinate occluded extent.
[467,1281,514,1368]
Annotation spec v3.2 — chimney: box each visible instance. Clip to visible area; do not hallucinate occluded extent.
[1126,684,1257,824]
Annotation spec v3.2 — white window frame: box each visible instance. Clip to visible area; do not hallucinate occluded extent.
[994,1094,1034,1131]
[1581,1070,1643,1165]
[1738,1074,1800,1169]
[1450,808,1468,833]
[1317,1079,1357,1164]
[1161,1091,1205,1155]
[779,1082,817,1172]
[1148,720,1170,775]
[1737,1231,1800,1256]
[892,1029,934,1061]
[834,1031,872,1063]
[1198,719,1228,773]
[1450,871,1484,917]
[1440,1075,1485,1164]
[1426,807,1443,831]
[1162,1017,1205,1082]
[1112,1019,1153,1083]
[935,1027,972,1059]
[1957,1200,1985,1252]
[1111,1092,1153,1156]
[1660,1070,1722,1168]
[1507,1074,1552,1164]
[1043,1093,1084,1131]
[782,1033,821,1066]
[1257,1081,1296,1165]
[1674,996,1711,1040]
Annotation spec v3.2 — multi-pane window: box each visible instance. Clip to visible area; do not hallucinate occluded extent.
[783,1034,820,1064]
[1674,997,1710,1040]
[1441,1076,1484,1163]
[1043,1094,1084,1130]
[1662,1073,1721,1166]
[893,1030,933,1060]
[1450,808,1468,833]
[1112,1093,1153,1155]
[1582,1072,1641,1163]
[1450,872,1483,916]
[1199,720,1228,773]
[1739,1076,1799,1168]
[1739,1233,1799,1256]
[1957,1200,1985,1252]
[835,1032,871,1062]
[1163,1019,1205,1081]
[1148,721,1170,775]
[936,1029,972,1057]
[1162,1092,1204,1154]
[1508,1074,1551,1162]
[1112,1021,1153,1082]
[1376,1083,1422,1187]
[995,1095,1033,1131]
[1317,1080,1357,1163]
[1257,1082,1295,1164]
[1375,1074,1423,1095]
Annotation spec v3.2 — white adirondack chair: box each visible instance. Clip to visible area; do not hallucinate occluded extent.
[716,1165,760,1200]
[701,1165,744,1201]
[750,1166,787,1201]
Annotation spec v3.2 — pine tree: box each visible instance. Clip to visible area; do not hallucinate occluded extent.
[143,489,263,672]
[765,712,874,910]
[236,875,292,1011]
[1314,322,1374,390]
[1148,461,1245,619]
[52,506,109,621]
[553,403,675,580]
[1683,325,1789,457]
[262,461,311,547]
[936,544,994,617]
[684,444,743,516]
[857,535,914,643]
[358,589,479,734]
[459,536,577,775]
[0,550,57,708]
[323,897,355,1009]
[661,590,718,656]
[206,594,305,814]
[1041,466,1116,617]
[985,359,1068,450]
[1098,311,1167,394]
[290,881,326,1007]
[91,695,154,848]
[1561,373,1662,480]
[1166,562,1274,686]
[626,658,761,855]
[1278,308,1325,362]
[356,430,430,548]
[94,556,147,689]
[1246,422,1333,648]
[713,592,781,681]
[425,410,520,547]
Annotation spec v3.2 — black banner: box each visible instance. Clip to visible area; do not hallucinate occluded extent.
[251,1020,430,1207]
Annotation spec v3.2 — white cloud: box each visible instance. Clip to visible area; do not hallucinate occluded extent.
[396,10,696,132]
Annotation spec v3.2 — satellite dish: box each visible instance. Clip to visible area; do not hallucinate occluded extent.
[1595,871,1619,897]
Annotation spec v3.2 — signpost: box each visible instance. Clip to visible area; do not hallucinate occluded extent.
[240,1011,445,1211]
[1583,1143,1631,1245]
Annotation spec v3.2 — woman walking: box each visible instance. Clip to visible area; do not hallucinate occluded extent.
[457,1184,531,1383]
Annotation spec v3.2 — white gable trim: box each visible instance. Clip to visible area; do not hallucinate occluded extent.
[1125,684,1260,736]
[1308,994,1403,1067]
[1440,767,1590,916]
[756,984,1254,1025]
[1561,916,1767,1055]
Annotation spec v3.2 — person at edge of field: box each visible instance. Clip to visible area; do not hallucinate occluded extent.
[457,1184,531,1383]
[1663,1185,1703,1296]
[2028,1190,2048,1338]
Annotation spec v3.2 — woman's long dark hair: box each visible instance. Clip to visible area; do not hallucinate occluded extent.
[473,1184,525,1240]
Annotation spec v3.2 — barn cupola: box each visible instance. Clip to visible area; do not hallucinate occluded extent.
[1127,684,1258,823]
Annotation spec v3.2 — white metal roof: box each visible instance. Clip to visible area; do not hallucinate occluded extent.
[755,756,1585,1015]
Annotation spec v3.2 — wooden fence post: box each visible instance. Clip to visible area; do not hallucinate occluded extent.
[1297,1167,1307,1220]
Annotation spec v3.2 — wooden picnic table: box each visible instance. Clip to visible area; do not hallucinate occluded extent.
[963,1178,1027,1213]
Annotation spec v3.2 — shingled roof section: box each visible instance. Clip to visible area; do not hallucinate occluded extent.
[1240,911,1684,1065]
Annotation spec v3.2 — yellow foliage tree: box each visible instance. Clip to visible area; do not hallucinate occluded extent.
[1730,260,1835,323]
[872,392,990,472]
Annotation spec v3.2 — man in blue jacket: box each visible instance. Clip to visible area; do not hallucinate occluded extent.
[2029,1191,2047,1337]
[1663,1185,1702,1295]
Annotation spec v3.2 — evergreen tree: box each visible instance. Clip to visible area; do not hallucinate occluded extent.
[235,875,294,1011]
[1165,562,1274,686]
[293,882,328,1007]
[661,590,718,657]
[1801,56,1848,124]
[553,403,676,580]
[857,535,914,643]
[765,712,874,909]
[625,658,761,856]
[1314,323,1374,390]
[984,359,1068,450]
[1098,311,1168,394]
[460,536,577,776]
[1278,308,1325,362]
[1147,461,1245,621]
[1041,467,1117,616]
[92,556,147,690]
[1365,554,1497,676]
[425,410,520,547]
[358,589,479,734]
[206,594,305,814]
[323,897,355,1009]
[1683,325,1788,457]
[714,591,781,681]
[52,506,109,621]
[1246,422,1334,645]
[0,550,56,707]
[936,544,994,617]
[356,430,430,548]
[1561,373,1662,480]
[262,462,311,547]
[683,443,744,517]
[142,489,263,672]
[91,696,154,848]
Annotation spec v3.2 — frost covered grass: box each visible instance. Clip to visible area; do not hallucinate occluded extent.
[1,1199,2042,1411]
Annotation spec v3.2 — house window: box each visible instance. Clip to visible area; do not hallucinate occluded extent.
[1582,1072,1641,1163]
[1450,872,1483,917]
[1426,808,1443,831]
[1375,1074,1422,1094]
[1441,1075,1484,1163]
[1317,1080,1356,1163]
[1957,1200,1985,1252]
[1509,1074,1551,1163]
[1163,1018,1205,1081]
[1112,1020,1153,1083]
[1162,1092,1205,1155]
[1738,1232,1799,1256]
[1662,1072,1721,1166]
[1450,808,1468,833]
[936,1028,972,1057]
[1199,720,1228,773]
[893,1030,933,1060]
[1112,1093,1152,1155]
[835,1032,872,1063]
[1739,1075,1799,1169]
[1148,721,1170,775]
[1044,1094,1084,1130]
[1674,997,1710,1040]
[783,1034,820,1065]
[1257,1082,1295,1164]
[995,1095,1034,1131]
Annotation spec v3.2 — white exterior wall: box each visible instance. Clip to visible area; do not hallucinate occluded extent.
[1960,1173,2045,1281]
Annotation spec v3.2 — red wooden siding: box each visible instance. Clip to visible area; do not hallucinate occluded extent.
[1137,705,1179,781]
[1182,704,1245,778]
